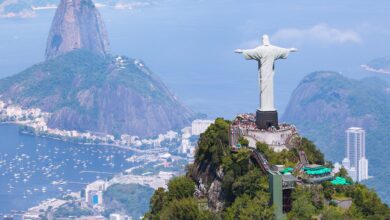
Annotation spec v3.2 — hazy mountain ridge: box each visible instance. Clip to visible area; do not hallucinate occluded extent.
[0,0,159,18]
[0,50,194,137]
[283,71,390,204]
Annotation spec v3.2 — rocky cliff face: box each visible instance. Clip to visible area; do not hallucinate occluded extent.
[0,50,194,137]
[45,0,109,60]
[191,163,225,212]
[283,71,390,204]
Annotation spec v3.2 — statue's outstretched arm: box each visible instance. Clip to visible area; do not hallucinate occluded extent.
[235,49,244,54]
[289,48,298,52]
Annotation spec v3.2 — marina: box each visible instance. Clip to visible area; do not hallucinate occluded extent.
[0,123,135,213]
[0,122,197,215]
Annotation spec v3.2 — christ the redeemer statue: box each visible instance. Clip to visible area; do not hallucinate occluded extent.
[235,35,297,129]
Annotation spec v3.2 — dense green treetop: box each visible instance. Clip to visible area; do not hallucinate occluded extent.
[167,176,196,201]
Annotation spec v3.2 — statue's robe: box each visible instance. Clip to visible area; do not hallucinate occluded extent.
[242,45,290,111]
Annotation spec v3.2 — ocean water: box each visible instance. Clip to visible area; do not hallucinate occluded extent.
[0,124,134,213]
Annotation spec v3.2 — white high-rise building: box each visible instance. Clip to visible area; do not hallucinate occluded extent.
[343,127,369,182]
[359,157,369,181]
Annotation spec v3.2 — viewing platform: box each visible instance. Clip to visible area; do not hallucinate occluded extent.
[229,113,299,152]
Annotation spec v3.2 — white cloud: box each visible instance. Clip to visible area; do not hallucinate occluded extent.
[271,24,362,45]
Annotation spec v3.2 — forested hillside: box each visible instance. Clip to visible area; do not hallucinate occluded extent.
[144,118,390,219]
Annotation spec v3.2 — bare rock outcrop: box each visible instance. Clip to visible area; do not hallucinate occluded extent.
[45,0,109,60]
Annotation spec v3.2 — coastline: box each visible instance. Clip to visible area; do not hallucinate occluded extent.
[18,127,166,154]
[0,99,183,153]
[0,121,167,153]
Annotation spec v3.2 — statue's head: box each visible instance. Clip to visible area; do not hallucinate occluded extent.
[262,35,271,46]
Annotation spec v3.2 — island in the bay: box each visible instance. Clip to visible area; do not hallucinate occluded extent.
[144,36,390,220]
[0,0,155,18]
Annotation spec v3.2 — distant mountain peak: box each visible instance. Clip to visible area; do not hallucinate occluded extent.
[45,0,110,60]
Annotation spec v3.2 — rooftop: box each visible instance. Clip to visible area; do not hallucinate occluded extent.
[331,177,350,185]
[280,167,294,174]
[303,166,332,175]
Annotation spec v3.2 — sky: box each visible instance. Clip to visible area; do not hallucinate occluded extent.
[104,0,390,117]
[0,0,390,118]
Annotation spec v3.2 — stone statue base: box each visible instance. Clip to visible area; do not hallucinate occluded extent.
[256,110,279,130]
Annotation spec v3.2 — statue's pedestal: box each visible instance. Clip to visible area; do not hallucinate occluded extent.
[256,110,279,130]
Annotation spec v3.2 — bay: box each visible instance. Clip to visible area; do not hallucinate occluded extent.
[0,124,134,213]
